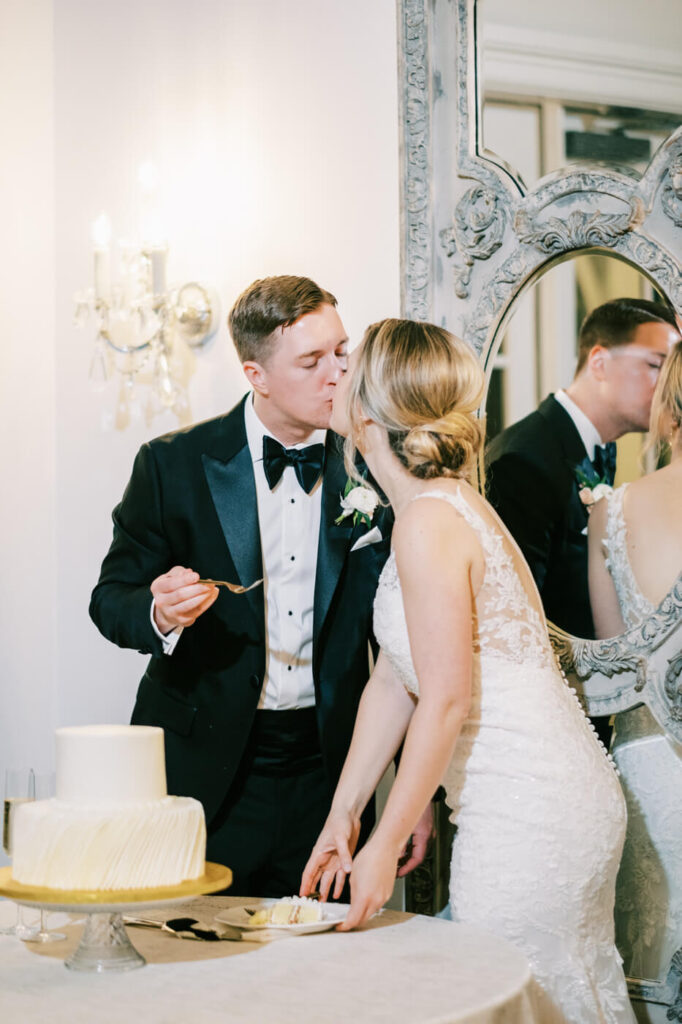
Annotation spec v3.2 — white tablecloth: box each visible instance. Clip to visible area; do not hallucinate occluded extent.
[0,896,537,1023]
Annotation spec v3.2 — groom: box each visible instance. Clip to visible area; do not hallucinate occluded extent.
[90,275,430,896]
[485,298,678,641]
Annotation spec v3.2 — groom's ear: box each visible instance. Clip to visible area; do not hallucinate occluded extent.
[587,345,609,381]
[243,360,269,397]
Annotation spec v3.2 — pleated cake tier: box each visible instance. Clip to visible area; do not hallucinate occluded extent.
[10,724,207,890]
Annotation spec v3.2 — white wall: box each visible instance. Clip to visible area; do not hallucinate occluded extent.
[484,0,682,49]
[0,0,400,800]
[482,0,682,111]
[0,0,57,780]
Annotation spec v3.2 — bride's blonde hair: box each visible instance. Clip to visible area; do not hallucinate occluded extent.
[648,338,682,455]
[344,318,485,482]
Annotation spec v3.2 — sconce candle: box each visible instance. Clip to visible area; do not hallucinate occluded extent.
[93,248,111,302]
[147,245,168,299]
[91,213,112,302]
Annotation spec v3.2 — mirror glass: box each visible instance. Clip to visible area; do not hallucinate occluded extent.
[478,1,680,189]
[484,251,673,638]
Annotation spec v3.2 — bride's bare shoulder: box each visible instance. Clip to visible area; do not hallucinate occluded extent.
[393,487,483,566]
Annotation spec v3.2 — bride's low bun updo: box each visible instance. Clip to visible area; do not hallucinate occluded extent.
[398,408,483,479]
[345,318,485,482]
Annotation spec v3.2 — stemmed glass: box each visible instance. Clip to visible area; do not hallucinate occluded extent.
[1,768,38,939]
[30,773,65,943]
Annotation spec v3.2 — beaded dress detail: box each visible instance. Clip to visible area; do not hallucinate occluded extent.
[373,488,634,1024]
[602,484,654,629]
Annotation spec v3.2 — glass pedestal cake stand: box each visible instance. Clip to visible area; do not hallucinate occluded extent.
[0,862,231,972]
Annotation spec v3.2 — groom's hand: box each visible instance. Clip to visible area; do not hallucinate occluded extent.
[151,566,219,633]
[396,802,435,877]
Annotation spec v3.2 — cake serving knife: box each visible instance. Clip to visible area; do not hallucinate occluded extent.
[123,915,240,941]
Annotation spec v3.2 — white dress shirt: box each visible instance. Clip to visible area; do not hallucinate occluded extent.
[152,396,324,710]
[553,389,605,461]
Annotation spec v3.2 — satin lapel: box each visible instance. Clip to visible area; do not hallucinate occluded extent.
[202,445,264,639]
[313,438,354,647]
[539,395,588,465]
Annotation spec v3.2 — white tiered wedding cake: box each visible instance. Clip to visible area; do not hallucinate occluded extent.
[11,725,206,891]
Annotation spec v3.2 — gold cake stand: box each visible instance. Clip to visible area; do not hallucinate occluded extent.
[0,862,232,972]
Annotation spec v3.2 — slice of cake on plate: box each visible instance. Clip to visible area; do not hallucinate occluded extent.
[250,896,323,926]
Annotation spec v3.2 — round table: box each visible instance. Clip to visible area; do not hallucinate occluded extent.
[0,895,538,1023]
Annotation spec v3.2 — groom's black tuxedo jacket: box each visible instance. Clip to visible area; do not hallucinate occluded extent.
[90,397,392,827]
[484,394,595,639]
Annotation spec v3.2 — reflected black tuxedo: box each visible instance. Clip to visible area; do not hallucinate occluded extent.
[484,394,595,639]
[90,397,391,845]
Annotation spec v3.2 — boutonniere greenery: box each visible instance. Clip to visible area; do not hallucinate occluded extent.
[574,457,613,514]
[335,478,380,529]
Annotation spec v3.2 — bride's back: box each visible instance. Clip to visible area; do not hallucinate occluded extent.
[620,464,682,607]
[416,480,554,668]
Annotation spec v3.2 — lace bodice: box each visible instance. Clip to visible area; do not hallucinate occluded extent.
[373,487,555,697]
[602,484,655,629]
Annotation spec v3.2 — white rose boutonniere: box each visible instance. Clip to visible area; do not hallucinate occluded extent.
[578,482,613,512]
[335,478,380,529]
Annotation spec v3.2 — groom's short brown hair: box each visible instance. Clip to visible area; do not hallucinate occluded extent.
[575,297,678,374]
[228,275,337,365]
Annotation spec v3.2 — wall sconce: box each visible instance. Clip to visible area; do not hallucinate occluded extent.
[74,211,219,422]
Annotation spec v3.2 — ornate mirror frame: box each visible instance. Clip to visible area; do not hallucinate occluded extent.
[396,0,682,741]
[397,0,682,1008]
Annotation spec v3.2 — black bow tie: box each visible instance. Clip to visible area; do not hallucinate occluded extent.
[262,436,326,494]
[592,442,617,486]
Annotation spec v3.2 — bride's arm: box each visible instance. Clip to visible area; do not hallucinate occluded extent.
[339,498,480,930]
[587,497,626,639]
[300,649,417,899]
[327,649,417,823]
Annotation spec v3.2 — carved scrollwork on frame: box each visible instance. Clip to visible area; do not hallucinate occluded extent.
[618,233,682,311]
[664,652,682,722]
[661,156,682,228]
[514,197,643,255]
[397,0,431,322]
[549,573,682,737]
[653,131,682,231]
[440,186,507,298]
[397,0,682,340]
[462,250,533,356]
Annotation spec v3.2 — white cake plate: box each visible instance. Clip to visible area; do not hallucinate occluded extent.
[0,862,232,973]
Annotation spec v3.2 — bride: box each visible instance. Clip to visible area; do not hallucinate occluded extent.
[301,318,635,1023]
[588,337,682,987]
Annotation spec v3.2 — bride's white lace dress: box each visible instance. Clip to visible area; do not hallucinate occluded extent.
[603,484,682,989]
[373,487,635,1023]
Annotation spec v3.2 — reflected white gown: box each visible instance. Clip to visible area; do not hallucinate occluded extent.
[603,484,682,987]
[373,487,635,1023]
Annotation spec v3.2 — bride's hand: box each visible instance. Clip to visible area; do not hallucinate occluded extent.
[337,838,399,932]
[300,810,361,902]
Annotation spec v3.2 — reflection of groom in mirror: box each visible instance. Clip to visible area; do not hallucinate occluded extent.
[90,275,431,896]
[485,298,679,644]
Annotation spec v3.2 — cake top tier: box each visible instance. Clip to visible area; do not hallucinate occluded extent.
[56,725,168,804]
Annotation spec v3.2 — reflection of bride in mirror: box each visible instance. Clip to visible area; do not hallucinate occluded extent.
[588,338,682,638]
[588,339,682,986]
